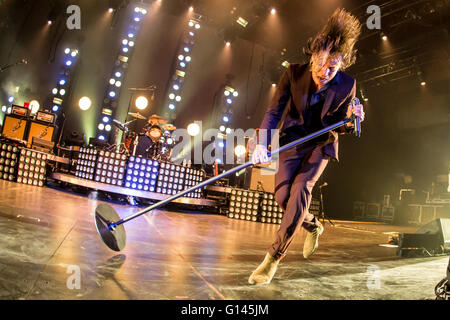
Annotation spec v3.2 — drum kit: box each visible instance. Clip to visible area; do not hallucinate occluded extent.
[113,113,176,161]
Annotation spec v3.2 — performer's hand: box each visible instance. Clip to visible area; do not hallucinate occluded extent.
[252,144,271,165]
[350,103,365,122]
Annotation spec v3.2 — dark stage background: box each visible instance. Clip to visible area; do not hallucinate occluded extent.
[0,0,448,220]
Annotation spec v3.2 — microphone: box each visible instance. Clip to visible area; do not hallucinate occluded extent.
[319,182,328,188]
[352,97,361,137]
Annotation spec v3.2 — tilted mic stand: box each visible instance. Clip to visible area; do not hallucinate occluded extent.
[319,182,334,226]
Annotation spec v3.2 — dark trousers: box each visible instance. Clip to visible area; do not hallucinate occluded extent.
[268,143,329,260]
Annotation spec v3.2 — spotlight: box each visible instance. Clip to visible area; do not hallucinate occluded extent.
[168,104,175,110]
[109,78,116,85]
[223,116,229,123]
[219,125,225,132]
[66,60,72,66]
[47,20,52,25]
[135,96,148,110]
[272,83,276,87]
[109,91,116,98]
[102,116,110,123]
[52,88,58,95]
[271,8,276,15]
[187,122,200,137]
[79,97,92,110]
[59,79,66,86]
[381,33,388,41]
[218,141,225,148]
[226,98,232,104]
[235,145,246,157]
[421,81,426,86]
[108,8,114,13]
[64,48,71,54]
[8,96,14,103]
[225,41,231,47]
[189,6,194,12]
[226,127,232,134]
[185,56,191,62]
[115,71,122,78]
[175,96,181,102]
[52,105,59,112]
[59,89,66,96]
[1,106,6,113]
[224,90,230,96]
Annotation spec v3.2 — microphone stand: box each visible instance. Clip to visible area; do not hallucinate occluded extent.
[319,183,334,226]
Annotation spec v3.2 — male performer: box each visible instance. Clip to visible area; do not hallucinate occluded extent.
[249,8,365,285]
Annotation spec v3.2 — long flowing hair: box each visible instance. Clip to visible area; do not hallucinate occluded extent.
[304,8,362,69]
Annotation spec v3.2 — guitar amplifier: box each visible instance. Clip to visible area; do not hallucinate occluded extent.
[27,120,57,148]
[1,114,29,141]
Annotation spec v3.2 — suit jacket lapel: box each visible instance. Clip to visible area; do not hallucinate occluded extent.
[321,86,336,119]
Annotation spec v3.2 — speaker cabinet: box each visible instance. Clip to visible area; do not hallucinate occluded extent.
[27,120,56,148]
[1,114,29,141]
[249,163,276,193]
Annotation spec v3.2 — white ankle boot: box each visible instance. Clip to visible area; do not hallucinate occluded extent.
[248,253,280,285]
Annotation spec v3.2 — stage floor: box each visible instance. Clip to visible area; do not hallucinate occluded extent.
[0,180,447,300]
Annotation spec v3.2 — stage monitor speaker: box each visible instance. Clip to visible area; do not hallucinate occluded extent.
[27,120,56,148]
[249,162,276,193]
[398,218,450,256]
[1,114,29,141]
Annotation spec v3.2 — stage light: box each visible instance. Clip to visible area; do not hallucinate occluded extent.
[195,23,200,29]
[169,103,175,110]
[94,150,127,186]
[218,141,225,148]
[125,157,159,191]
[109,91,116,98]
[135,96,148,110]
[187,123,200,136]
[66,60,72,66]
[184,47,190,53]
[71,51,78,57]
[108,8,114,13]
[224,90,230,96]
[115,81,122,87]
[173,84,180,90]
[282,60,289,68]
[0,143,19,182]
[6,107,11,114]
[175,95,181,102]
[167,138,173,145]
[48,20,52,25]
[29,100,40,114]
[79,97,92,110]
[236,17,248,28]
[128,33,134,38]
[178,55,184,61]
[189,21,194,27]
[109,78,116,85]
[59,89,66,96]
[75,147,97,180]
[421,81,426,86]
[98,124,105,130]
[129,41,134,47]
[8,96,14,103]
[271,8,276,15]
[226,98,232,104]
[225,41,231,47]
[169,93,175,100]
[233,91,238,97]
[105,124,111,131]
[115,71,122,78]
[219,125,225,132]
[234,145,246,157]
[52,105,59,112]
[64,48,71,54]
[223,115,229,122]
[59,79,66,86]
[17,148,47,186]
[226,127,232,134]
[1,106,6,113]
[102,116,110,123]
[189,31,194,36]
[123,47,129,53]
[185,56,191,62]
[272,83,276,87]
[180,62,186,68]
[382,33,388,41]
[189,6,194,12]
[134,17,141,22]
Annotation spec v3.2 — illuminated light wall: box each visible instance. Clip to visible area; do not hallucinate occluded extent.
[162,14,202,122]
[49,48,80,115]
[95,3,148,142]
[216,85,238,163]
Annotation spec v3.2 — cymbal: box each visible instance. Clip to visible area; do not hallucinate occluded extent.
[162,124,176,131]
[148,114,168,124]
[112,119,128,132]
[128,112,146,120]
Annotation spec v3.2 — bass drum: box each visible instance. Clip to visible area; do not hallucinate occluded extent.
[134,135,153,157]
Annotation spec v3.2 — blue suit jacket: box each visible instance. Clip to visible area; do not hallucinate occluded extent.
[259,63,356,161]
